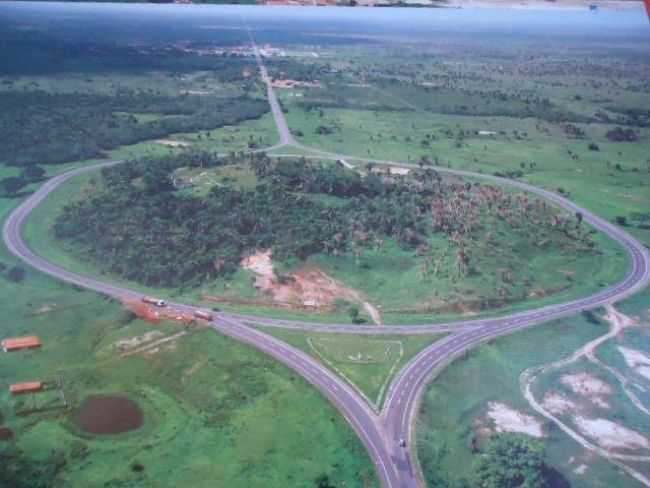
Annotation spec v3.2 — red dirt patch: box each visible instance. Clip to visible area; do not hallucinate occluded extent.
[0,427,14,441]
[123,300,161,324]
[73,395,143,435]
[240,250,362,311]
[273,266,362,310]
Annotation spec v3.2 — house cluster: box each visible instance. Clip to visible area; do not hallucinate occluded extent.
[2,335,45,397]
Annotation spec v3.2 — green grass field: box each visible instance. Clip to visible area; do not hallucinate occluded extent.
[257,328,444,409]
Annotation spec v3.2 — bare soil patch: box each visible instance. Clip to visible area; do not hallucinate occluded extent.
[573,416,650,451]
[486,401,545,438]
[542,391,579,416]
[73,395,143,435]
[240,250,380,318]
[560,372,612,401]
[618,346,650,381]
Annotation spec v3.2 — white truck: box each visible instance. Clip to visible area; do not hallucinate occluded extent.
[142,296,167,308]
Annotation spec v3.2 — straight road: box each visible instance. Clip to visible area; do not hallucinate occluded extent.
[247,27,296,146]
[3,30,649,488]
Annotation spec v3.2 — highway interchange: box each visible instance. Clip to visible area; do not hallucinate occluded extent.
[4,32,650,488]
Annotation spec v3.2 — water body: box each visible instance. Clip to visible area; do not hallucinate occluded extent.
[1,1,649,47]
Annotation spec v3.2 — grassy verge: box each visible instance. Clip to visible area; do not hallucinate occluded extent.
[256,328,444,409]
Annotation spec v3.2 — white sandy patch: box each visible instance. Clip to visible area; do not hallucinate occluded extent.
[640,367,650,381]
[155,139,190,148]
[574,464,588,475]
[114,331,163,351]
[561,372,613,397]
[574,416,650,451]
[487,402,545,438]
[542,392,578,415]
[619,346,650,381]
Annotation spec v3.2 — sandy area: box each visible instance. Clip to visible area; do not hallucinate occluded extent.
[618,346,650,381]
[542,391,579,415]
[561,372,613,397]
[241,250,382,323]
[155,139,190,148]
[445,0,642,11]
[486,401,545,438]
[574,416,650,451]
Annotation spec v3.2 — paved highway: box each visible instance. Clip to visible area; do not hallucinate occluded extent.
[247,27,296,146]
[3,32,650,488]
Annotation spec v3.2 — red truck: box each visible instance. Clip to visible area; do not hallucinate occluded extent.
[193,310,214,321]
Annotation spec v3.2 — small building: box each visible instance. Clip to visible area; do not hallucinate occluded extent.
[10,381,43,396]
[2,336,42,353]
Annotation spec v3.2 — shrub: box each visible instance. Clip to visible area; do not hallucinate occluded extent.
[7,266,25,283]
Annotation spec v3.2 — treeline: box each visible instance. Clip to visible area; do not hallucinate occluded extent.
[1,40,254,79]
[0,91,267,167]
[266,59,333,82]
[54,151,594,288]
[298,83,587,122]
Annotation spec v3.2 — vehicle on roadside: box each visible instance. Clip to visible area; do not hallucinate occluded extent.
[194,310,214,321]
[142,296,166,307]
[398,438,406,448]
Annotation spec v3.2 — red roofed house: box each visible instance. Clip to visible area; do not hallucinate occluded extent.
[2,336,42,353]
[10,382,43,396]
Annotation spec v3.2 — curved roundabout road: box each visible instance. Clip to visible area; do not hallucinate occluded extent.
[4,34,650,488]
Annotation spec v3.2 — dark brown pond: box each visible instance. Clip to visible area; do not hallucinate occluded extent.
[73,395,143,435]
[0,427,14,441]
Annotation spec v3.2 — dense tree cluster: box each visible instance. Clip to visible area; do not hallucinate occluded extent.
[474,435,568,488]
[0,91,267,167]
[605,127,639,142]
[0,445,63,488]
[54,151,597,288]
[0,165,46,197]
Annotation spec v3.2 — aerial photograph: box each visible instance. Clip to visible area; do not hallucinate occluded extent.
[0,0,649,487]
